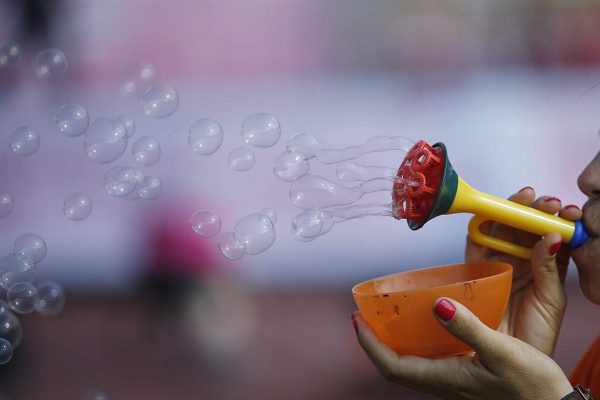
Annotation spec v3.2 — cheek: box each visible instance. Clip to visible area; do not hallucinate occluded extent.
[572,240,600,305]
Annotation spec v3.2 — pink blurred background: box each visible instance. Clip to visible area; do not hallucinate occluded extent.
[0,1,599,399]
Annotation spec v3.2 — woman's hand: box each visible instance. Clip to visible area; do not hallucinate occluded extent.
[465,187,582,356]
[353,297,573,400]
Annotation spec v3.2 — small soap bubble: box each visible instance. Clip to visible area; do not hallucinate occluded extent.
[228,147,255,171]
[241,113,281,147]
[217,232,246,260]
[56,104,89,137]
[13,234,46,265]
[63,193,93,221]
[291,209,334,242]
[233,213,276,255]
[273,151,309,182]
[0,191,14,218]
[142,84,178,118]
[0,41,21,68]
[0,311,22,348]
[82,390,109,400]
[84,118,127,164]
[35,281,65,316]
[7,282,39,314]
[9,127,40,156]
[34,48,68,80]
[0,252,34,273]
[103,167,141,198]
[121,60,158,97]
[132,136,161,166]
[188,119,223,155]
[1,269,37,291]
[189,211,221,237]
[115,115,136,138]
[259,208,277,224]
[0,300,9,315]
[0,338,13,365]
[137,176,161,200]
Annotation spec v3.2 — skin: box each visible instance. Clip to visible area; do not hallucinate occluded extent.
[353,152,600,399]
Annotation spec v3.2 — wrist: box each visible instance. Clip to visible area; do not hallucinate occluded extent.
[561,385,596,400]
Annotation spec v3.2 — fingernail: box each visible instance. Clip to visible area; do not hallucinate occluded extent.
[519,186,533,193]
[351,313,358,335]
[565,204,580,210]
[544,196,561,203]
[434,299,456,322]
[549,241,562,256]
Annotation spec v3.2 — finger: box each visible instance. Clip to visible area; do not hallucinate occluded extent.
[531,196,563,215]
[530,233,567,312]
[352,312,459,388]
[432,298,517,372]
[558,204,583,222]
[489,187,536,240]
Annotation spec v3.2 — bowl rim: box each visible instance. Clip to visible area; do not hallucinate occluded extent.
[352,261,513,296]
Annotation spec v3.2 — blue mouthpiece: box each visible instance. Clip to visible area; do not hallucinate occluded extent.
[569,220,590,248]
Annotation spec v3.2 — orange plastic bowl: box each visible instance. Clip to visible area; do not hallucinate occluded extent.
[352,261,512,358]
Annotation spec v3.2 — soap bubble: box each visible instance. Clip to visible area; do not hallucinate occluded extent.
[115,115,136,138]
[13,234,46,264]
[217,232,246,261]
[241,113,281,147]
[7,282,39,314]
[56,104,89,137]
[0,41,21,68]
[233,213,276,255]
[137,176,161,200]
[82,390,109,400]
[0,252,34,273]
[132,136,161,166]
[0,310,22,348]
[9,127,40,156]
[35,281,65,316]
[142,84,178,118]
[0,300,9,315]
[103,167,139,198]
[188,119,223,155]
[63,193,93,221]
[84,118,127,164]
[259,208,277,223]
[0,338,13,365]
[0,191,14,218]
[34,48,68,80]
[228,147,255,171]
[121,60,158,97]
[273,151,309,181]
[291,209,334,242]
[189,211,221,237]
[1,269,37,290]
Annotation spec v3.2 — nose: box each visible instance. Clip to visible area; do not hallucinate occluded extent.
[578,151,600,199]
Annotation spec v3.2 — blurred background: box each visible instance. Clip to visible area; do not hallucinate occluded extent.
[0,0,599,398]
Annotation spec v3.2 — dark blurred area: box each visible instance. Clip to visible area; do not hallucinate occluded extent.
[0,1,599,399]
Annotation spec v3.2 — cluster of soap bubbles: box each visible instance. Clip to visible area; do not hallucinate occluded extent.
[189,208,277,260]
[0,234,66,364]
[104,166,161,200]
[188,113,281,174]
[0,41,67,81]
[120,61,179,119]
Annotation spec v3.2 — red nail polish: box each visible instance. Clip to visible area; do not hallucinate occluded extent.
[434,299,456,322]
[519,186,533,193]
[544,197,561,203]
[351,313,358,335]
[565,204,580,210]
[549,242,562,256]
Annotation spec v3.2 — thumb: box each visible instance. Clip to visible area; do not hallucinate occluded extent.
[432,298,516,371]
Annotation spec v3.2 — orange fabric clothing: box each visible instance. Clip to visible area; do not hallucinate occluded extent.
[570,335,600,393]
